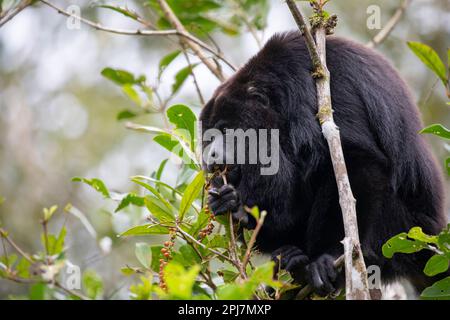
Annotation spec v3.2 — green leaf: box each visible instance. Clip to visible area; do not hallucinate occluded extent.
[72,177,110,198]
[159,50,181,78]
[125,122,168,135]
[43,205,58,222]
[382,232,426,258]
[130,276,153,300]
[145,196,175,223]
[408,227,438,244]
[247,206,260,220]
[164,262,200,299]
[16,258,31,278]
[218,269,239,282]
[53,226,67,256]
[421,276,450,300]
[135,242,152,269]
[97,5,140,20]
[216,262,279,300]
[166,104,197,148]
[132,178,175,214]
[172,64,199,96]
[407,42,447,85]
[424,254,450,276]
[151,245,164,272]
[29,283,50,300]
[207,235,228,249]
[115,193,145,212]
[173,244,202,267]
[126,122,199,167]
[216,282,255,300]
[120,224,169,237]
[438,226,450,253]
[155,159,168,180]
[179,171,205,220]
[133,175,182,197]
[117,109,138,121]
[420,124,450,139]
[101,68,137,85]
[120,266,137,276]
[250,261,280,288]
[41,226,67,256]
[122,84,142,106]
[153,134,199,169]
[0,254,17,269]
[82,270,103,299]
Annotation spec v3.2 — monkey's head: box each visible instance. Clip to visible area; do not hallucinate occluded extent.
[199,78,283,185]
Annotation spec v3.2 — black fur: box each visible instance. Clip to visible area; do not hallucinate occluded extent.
[200,31,447,295]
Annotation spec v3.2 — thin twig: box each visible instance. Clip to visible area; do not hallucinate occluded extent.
[38,0,236,72]
[242,210,267,268]
[181,47,206,105]
[54,281,90,300]
[366,0,410,48]
[0,228,33,263]
[285,0,323,76]
[421,77,439,107]
[156,0,226,81]
[0,0,33,28]
[1,237,9,268]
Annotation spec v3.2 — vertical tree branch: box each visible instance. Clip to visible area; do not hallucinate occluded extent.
[156,0,226,82]
[286,0,371,300]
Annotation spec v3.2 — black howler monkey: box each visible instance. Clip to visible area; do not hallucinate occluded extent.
[200,31,447,296]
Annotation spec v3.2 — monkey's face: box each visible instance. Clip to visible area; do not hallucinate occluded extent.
[199,83,282,182]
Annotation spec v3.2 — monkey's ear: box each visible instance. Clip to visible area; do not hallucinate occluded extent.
[247,86,269,106]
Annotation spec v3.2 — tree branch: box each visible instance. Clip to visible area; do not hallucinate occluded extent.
[242,210,267,269]
[366,0,410,48]
[286,0,371,300]
[285,0,323,76]
[156,0,226,82]
[0,0,33,28]
[0,228,33,263]
[38,0,236,73]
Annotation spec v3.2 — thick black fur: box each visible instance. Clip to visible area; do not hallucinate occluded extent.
[200,31,447,296]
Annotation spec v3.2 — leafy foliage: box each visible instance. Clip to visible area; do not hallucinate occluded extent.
[383,225,450,299]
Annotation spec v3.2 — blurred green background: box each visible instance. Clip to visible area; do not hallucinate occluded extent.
[0,0,449,298]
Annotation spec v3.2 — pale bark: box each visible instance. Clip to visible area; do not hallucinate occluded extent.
[286,0,371,300]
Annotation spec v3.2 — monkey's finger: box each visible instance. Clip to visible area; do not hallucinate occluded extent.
[208,188,220,197]
[285,254,310,273]
[218,184,236,195]
[316,262,335,295]
[323,256,338,282]
[209,199,239,215]
[306,263,325,294]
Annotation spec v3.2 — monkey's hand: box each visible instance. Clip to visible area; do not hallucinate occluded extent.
[271,245,310,282]
[305,254,339,296]
[208,184,252,227]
